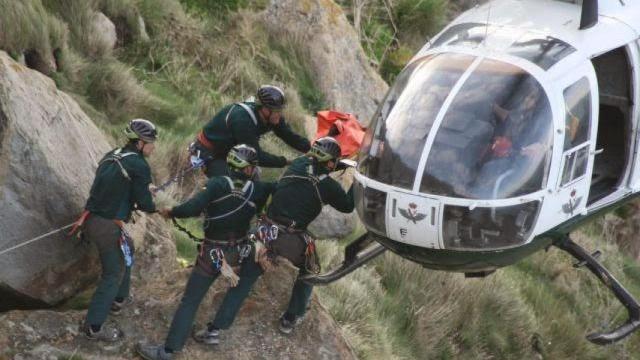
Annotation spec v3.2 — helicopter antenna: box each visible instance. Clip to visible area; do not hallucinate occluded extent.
[579,0,598,30]
[482,2,492,47]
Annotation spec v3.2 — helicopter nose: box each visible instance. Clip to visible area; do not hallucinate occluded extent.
[355,177,541,251]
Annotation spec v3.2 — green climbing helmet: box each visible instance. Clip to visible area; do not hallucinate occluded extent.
[227,144,258,169]
[309,137,341,162]
[124,119,157,142]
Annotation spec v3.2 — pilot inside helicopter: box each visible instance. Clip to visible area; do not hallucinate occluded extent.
[466,79,552,198]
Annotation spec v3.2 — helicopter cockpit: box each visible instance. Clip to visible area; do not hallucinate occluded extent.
[354,30,574,254]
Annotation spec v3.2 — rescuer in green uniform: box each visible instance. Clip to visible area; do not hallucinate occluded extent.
[136,144,276,360]
[175,137,354,348]
[79,119,158,342]
[266,136,354,334]
[191,85,311,177]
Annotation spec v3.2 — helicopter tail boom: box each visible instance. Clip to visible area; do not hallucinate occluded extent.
[555,236,640,345]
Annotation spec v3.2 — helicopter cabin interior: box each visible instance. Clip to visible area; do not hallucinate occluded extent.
[587,46,633,205]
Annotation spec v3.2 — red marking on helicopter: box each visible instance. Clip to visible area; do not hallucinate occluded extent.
[399,203,427,224]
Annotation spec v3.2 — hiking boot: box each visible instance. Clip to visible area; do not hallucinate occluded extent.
[193,326,220,345]
[82,323,123,342]
[136,343,173,360]
[278,314,300,335]
[110,295,134,316]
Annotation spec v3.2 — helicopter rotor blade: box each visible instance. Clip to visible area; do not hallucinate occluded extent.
[301,233,386,285]
[555,236,640,345]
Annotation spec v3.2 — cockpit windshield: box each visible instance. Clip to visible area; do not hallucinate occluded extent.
[359,53,474,190]
[422,59,553,199]
[359,53,553,200]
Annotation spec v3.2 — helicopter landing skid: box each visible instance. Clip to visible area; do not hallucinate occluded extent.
[555,236,640,345]
[300,233,386,285]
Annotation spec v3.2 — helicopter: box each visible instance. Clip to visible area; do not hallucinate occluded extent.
[302,0,640,345]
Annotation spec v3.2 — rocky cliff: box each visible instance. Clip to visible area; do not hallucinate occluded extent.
[263,0,388,126]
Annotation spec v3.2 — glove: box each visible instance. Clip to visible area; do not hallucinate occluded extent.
[219,258,240,287]
[254,240,273,272]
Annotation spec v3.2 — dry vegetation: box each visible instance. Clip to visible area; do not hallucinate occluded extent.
[2,0,640,359]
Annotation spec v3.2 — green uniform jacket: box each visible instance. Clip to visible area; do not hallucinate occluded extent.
[170,174,276,239]
[85,145,156,221]
[267,156,354,230]
[202,102,311,167]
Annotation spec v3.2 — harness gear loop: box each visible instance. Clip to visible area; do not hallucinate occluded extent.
[209,247,225,270]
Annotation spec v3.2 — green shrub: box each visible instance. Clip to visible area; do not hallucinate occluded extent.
[380,44,413,83]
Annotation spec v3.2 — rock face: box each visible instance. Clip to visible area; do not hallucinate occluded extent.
[0,51,110,309]
[89,12,118,56]
[0,264,356,360]
[262,0,389,125]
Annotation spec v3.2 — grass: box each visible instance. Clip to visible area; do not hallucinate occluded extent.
[317,216,640,359]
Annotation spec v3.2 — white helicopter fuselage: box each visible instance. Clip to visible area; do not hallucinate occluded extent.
[354,0,640,268]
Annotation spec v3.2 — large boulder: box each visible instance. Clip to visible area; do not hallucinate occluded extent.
[0,51,156,310]
[88,12,118,56]
[262,0,389,125]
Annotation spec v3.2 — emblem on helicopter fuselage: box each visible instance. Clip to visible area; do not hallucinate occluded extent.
[562,196,583,215]
[399,203,427,224]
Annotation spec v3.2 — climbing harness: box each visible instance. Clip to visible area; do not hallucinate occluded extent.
[253,216,320,274]
[280,162,327,207]
[98,148,138,181]
[204,178,255,225]
[225,102,258,127]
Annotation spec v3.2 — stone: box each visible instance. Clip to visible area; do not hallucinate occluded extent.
[138,15,150,42]
[88,12,117,56]
[0,51,109,309]
[0,264,356,359]
[262,0,389,126]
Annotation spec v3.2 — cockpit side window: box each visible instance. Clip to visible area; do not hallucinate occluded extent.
[563,77,591,151]
[358,53,474,190]
[560,77,591,186]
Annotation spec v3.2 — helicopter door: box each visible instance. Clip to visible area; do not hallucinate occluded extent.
[386,191,441,249]
[546,65,597,225]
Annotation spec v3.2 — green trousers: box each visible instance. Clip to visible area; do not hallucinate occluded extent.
[84,215,132,327]
[164,252,263,351]
[211,266,313,327]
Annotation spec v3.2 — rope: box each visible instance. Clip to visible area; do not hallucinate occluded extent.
[172,218,204,243]
[154,164,202,194]
[0,222,75,257]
